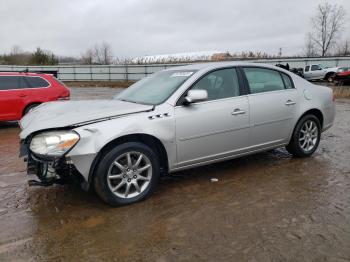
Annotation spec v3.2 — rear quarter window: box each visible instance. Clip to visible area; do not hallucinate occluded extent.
[281,73,294,89]
[24,76,50,88]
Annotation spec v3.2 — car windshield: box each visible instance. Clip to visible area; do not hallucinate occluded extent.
[115,70,196,105]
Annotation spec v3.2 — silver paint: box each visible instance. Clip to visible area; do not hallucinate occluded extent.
[19,62,336,182]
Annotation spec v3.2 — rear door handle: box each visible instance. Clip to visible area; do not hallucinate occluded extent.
[232,108,246,115]
[285,100,296,106]
[19,94,27,98]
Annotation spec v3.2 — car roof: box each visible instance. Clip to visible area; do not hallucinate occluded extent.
[0,72,48,76]
[164,61,280,71]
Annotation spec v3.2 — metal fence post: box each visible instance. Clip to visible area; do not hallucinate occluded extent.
[125,65,128,82]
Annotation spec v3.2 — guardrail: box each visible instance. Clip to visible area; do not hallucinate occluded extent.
[1,56,349,81]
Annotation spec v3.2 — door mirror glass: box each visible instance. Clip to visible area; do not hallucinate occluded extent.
[184,90,208,104]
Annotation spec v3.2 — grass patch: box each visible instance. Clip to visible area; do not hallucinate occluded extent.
[332,86,350,98]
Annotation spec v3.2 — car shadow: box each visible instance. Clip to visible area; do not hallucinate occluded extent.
[0,121,19,129]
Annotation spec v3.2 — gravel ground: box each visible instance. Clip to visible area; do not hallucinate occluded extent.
[0,87,349,261]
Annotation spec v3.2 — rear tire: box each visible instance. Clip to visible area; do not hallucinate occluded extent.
[286,114,321,157]
[93,142,160,206]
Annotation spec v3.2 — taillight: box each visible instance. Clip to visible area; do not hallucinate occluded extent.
[58,90,70,100]
[58,96,70,101]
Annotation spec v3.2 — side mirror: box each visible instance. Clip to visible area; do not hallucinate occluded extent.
[184,90,208,105]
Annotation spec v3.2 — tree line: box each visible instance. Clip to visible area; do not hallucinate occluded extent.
[0,46,59,65]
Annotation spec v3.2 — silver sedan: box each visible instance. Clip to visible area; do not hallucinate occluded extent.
[19,62,335,206]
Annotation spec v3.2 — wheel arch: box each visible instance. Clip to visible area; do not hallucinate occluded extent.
[88,133,169,185]
[289,108,324,143]
[22,102,41,116]
[324,71,335,80]
[299,108,324,128]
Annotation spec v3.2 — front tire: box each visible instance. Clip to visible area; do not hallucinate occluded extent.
[94,142,160,206]
[286,115,321,157]
[325,73,335,82]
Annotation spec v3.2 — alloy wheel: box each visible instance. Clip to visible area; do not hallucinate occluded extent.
[298,120,319,152]
[107,151,152,199]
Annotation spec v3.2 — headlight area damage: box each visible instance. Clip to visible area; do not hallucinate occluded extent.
[20,130,82,186]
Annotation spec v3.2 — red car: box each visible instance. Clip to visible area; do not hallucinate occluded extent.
[0,72,70,121]
[333,67,350,85]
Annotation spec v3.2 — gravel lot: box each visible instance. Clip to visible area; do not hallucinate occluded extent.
[0,87,349,261]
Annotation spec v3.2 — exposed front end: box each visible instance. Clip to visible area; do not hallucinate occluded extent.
[20,130,84,186]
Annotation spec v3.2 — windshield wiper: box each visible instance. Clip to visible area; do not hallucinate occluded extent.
[118,98,139,104]
[118,98,154,106]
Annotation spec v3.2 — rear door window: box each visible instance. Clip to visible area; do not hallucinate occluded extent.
[305,66,310,72]
[0,76,22,90]
[243,67,285,94]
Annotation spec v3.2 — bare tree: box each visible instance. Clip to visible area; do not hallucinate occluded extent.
[336,39,350,56]
[0,45,36,65]
[310,2,346,56]
[93,44,102,64]
[8,45,26,64]
[81,48,94,64]
[93,42,113,64]
[101,42,113,64]
[10,45,22,56]
[304,33,318,57]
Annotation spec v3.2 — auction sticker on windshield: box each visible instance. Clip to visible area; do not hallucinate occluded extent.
[170,72,194,77]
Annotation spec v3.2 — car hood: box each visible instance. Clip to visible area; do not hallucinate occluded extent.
[325,67,339,72]
[19,100,153,139]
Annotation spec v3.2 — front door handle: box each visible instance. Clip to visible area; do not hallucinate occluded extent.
[232,108,246,115]
[285,100,296,106]
[19,94,27,98]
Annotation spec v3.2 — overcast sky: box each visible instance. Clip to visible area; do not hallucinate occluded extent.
[0,0,349,58]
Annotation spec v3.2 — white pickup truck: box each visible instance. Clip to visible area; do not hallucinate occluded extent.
[303,64,339,81]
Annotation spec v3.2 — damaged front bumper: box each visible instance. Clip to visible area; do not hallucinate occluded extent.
[20,140,83,187]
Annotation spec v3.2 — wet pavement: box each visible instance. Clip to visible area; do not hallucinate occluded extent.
[0,87,349,261]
